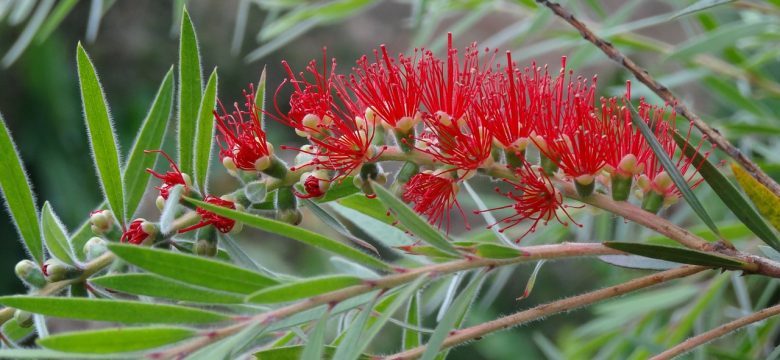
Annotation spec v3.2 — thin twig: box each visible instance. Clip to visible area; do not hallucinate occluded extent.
[536,0,780,201]
[148,242,623,359]
[650,302,780,359]
[384,265,708,359]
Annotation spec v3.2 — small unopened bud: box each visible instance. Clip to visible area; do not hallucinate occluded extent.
[254,156,272,172]
[181,173,193,189]
[83,237,108,261]
[302,114,320,129]
[617,154,639,175]
[574,174,596,197]
[89,210,114,234]
[156,195,165,211]
[222,157,238,172]
[14,310,33,328]
[42,259,79,282]
[195,238,218,257]
[276,209,303,225]
[436,111,452,126]
[653,171,674,193]
[15,260,46,288]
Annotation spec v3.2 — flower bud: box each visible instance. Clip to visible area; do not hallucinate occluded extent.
[83,237,108,261]
[574,174,596,197]
[222,156,238,172]
[15,260,46,288]
[254,156,272,172]
[641,190,665,214]
[42,259,80,282]
[617,154,639,176]
[14,310,33,328]
[156,195,165,211]
[195,238,218,257]
[89,209,114,235]
[275,209,303,225]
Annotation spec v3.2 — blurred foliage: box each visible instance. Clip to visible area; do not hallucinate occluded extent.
[2,0,780,358]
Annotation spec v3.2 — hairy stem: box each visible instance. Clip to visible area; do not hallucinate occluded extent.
[385,265,708,359]
[650,302,780,360]
[148,242,623,359]
[535,0,780,201]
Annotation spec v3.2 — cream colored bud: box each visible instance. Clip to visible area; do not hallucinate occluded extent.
[181,173,193,188]
[302,114,320,129]
[222,157,238,172]
[653,171,673,193]
[617,154,639,175]
[436,111,452,126]
[254,156,272,172]
[575,174,595,186]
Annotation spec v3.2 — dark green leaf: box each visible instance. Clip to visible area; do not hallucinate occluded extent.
[371,182,459,256]
[247,275,363,304]
[108,243,278,294]
[674,131,780,251]
[0,296,228,324]
[0,112,43,263]
[194,68,218,193]
[40,202,76,265]
[90,273,243,304]
[123,68,174,218]
[178,7,203,176]
[37,327,196,353]
[603,242,745,269]
[77,44,126,224]
[185,197,391,270]
[629,105,719,236]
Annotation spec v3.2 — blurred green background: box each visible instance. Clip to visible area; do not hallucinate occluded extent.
[3,0,780,358]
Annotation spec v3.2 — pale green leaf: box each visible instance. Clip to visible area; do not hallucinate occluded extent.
[194,68,218,193]
[40,202,76,265]
[301,310,330,360]
[37,327,196,354]
[90,273,243,304]
[247,275,363,304]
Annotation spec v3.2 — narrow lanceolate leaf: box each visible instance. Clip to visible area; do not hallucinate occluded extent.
[0,112,43,263]
[178,7,203,176]
[37,327,196,354]
[301,310,330,360]
[247,275,363,304]
[473,243,525,259]
[332,294,379,360]
[673,131,780,251]
[123,68,174,218]
[670,0,736,20]
[403,292,422,349]
[518,260,546,300]
[629,106,719,237]
[371,182,460,256]
[731,163,780,238]
[0,349,133,359]
[187,322,267,360]
[159,184,184,235]
[40,202,76,266]
[303,199,378,255]
[255,66,267,120]
[108,243,278,294]
[603,242,746,269]
[185,197,392,271]
[0,296,229,324]
[421,271,487,360]
[255,346,370,360]
[90,274,243,304]
[194,68,218,193]
[77,44,126,225]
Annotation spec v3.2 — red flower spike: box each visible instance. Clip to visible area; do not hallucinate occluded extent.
[476,52,533,151]
[638,99,710,198]
[179,196,237,234]
[480,162,579,242]
[214,84,273,172]
[402,172,468,232]
[601,81,652,177]
[121,219,153,245]
[272,49,336,134]
[349,45,422,130]
[419,33,496,122]
[145,150,189,199]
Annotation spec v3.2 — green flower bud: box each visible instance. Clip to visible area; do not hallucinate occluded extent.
[195,238,218,257]
[83,237,108,261]
[14,310,33,328]
[275,209,303,225]
[15,259,46,288]
[42,259,81,282]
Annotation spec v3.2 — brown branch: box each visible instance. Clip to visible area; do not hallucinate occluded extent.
[536,0,780,201]
[650,302,780,359]
[384,265,708,359]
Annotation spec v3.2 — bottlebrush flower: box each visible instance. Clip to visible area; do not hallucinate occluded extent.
[294,170,330,199]
[635,100,709,212]
[145,150,191,199]
[476,52,533,155]
[402,172,467,232]
[214,84,274,172]
[417,113,493,177]
[273,50,335,136]
[121,219,156,245]
[481,162,578,242]
[348,45,422,132]
[179,196,241,234]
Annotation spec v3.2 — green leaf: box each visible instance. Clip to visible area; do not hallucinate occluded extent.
[670,0,735,19]
[731,162,780,237]
[629,105,719,236]
[178,7,203,176]
[421,270,487,360]
[123,68,174,218]
[255,346,371,360]
[673,132,780,251]
[0,349,134,359]
[303,199,378,255]
[301,310,330,360]
[255,66,267,118]
[247,275,363,304]
[186,322,267,360]
[311,177,360,203]
[107,243,278,294]
[184,197,392,271]
[90,273,244,304]
[40,202,76,266]
[403,292,422,350]
[598,255,679,270]
[159,184,184,235]
[2,318,34,343]
[371,182,459,256]
[194,68,218,193]
[0,112,43,263]
[473,243,525,259]
[332,293,379,360]
[668,21,775,61]
[603,242,746,269]
[518,260,545,300]
[337,193,394,225]
[77,44,126,224]
[37,327,196,354]
[0,296,228,324]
